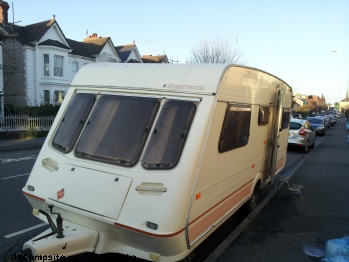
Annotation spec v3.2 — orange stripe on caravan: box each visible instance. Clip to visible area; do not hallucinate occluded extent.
[275,157,286,172]
[113,180,254,239]
[22,191,46,202]
[188,179,253,242]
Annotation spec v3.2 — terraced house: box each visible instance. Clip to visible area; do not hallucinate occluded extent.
[0,0,143,117]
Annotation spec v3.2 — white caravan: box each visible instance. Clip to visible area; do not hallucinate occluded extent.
[21,63,292,261]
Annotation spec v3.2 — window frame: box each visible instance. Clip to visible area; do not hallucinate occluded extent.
[72,61,79,74]
[54,90,65,104]
[44,90,50,103]
[281,109,291,130]
[218,104,251,153]
[44,54,50,76]
[54,55,64,77]
[258,106,270,126]
[52,93,96,153]
[74,95,160,167]
[142,100,197,170]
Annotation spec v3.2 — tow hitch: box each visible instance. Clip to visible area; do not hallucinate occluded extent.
[33,205,64,240]
[18,205,99,260]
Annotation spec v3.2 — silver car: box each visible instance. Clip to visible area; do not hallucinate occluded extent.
[288,119,316,154]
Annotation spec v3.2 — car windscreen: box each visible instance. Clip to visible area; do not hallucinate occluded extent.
[75,95,159,167]
[289,122,302,130]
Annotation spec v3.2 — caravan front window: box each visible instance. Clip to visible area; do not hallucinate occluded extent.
[75,95,159,167]
[143,100,196,169]
[52,94,95,153]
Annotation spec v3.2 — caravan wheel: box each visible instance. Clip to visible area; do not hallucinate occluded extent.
[246,183,260,213]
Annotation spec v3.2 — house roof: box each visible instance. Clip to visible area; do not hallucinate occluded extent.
[66,38,91,58]
[115,44,135,62]
[11,18,65,46]
[82,34,110,56]
[142,54,169,63]
[127,58,141,63]
[7,18,113,60]
[39,39,70,50]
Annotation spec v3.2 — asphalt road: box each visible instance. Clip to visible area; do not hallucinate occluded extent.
[0,134,325,261]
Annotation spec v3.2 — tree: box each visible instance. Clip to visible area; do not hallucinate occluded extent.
[189,34,246,64]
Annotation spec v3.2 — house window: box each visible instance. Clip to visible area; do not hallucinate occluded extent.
[44,54,49,76]
[219,105,251,153]
[258,106,270,126]
[72,61,79,74]
[54,55,63,77]
[44,90,50,103]
[54,90,65,104]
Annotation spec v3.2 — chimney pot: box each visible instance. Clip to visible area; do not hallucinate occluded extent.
[0,1,10,24]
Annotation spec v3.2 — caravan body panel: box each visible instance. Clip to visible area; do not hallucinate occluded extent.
[22,63,292,261]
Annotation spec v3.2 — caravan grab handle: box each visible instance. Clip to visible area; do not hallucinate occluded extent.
[135,185,167,193]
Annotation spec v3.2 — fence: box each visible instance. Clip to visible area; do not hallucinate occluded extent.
[0,115,56,131]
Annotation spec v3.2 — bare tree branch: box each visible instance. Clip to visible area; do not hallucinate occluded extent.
[189,34,246,64]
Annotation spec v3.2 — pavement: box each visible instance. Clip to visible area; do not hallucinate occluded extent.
[1,119,349,262]
[206,117,349,262]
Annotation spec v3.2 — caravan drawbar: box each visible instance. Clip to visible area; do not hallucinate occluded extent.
[21,63,292,261]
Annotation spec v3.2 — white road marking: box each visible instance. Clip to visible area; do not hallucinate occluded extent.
[4,223,47,238]
[0,155,38,163]
[1,173,30,180]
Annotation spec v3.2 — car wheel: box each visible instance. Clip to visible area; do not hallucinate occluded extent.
[310,137,315,148]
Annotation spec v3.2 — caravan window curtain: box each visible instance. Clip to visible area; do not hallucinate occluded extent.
[75,95,159,167]
[219,105,251,153]
[52,93,95,153]
[143,100,196,169]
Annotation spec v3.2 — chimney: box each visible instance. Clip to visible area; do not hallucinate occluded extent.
[0,1,9,24]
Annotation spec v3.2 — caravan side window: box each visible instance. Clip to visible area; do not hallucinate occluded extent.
[258,106,270,126]
[52,93,95,153]
[281,109,291,130]
[143,100,196,169]
[219,105,251,153]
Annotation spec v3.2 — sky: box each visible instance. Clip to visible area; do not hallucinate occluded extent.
[7,0,349,105]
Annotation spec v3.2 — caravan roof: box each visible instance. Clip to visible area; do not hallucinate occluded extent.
[71,63,228,94]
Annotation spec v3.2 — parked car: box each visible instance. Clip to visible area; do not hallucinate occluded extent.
[288,119,316,153]
[317,115,331,130]
[305,117,326,136]
[292,113,303,119]
[326,114,336,126]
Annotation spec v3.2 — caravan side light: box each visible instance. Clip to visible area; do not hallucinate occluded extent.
[146,222,158,230]
[33,209,40,216]
[196,193,201,200]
